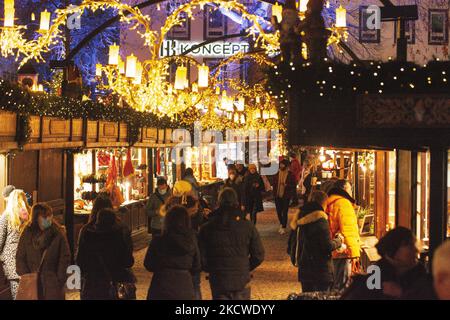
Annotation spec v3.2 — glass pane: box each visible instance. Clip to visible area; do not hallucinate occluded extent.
[388,150,396,230]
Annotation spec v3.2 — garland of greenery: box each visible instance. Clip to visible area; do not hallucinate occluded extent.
[0,79,183,148]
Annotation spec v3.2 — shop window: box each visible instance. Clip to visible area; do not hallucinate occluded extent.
[204,4,227,40]
[415,152,430,246]
[0,154,7,213]
[387,151,396,230]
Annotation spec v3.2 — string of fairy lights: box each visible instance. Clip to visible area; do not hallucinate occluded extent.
[0,0,352,132]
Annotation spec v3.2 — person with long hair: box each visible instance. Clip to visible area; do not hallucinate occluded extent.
[144,205,200,300]
[76,208,135,300]
[0,189,31,299]
[16,203,71,300]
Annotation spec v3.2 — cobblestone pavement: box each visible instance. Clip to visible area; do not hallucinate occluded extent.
[68,202,299,300]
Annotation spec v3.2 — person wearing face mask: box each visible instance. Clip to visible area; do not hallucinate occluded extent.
[272,159,296,235]
[146,178,172,236]
[16,203,70,300]
[341,227,434,300]
[0,189,31,299]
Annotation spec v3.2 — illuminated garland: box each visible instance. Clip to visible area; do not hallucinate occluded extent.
[0,79,181,147]
[266,60,450,103]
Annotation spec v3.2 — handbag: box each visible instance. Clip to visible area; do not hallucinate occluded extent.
[99,256,136,300]
[16,249,47,300]
[0,261,12,300]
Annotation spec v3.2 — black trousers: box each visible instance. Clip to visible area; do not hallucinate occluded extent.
[275,197,290,228]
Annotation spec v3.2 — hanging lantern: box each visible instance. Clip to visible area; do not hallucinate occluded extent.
[236,96,245,112]
[174,65,188,90]
[125,54,137,78]
[39,9,51,31]
[262,110,270,120]
[256,96,261,104]
[240,114,246,124]
[221,91,227,109]
[233,113,239,123]
[118,59,125,74]
[253,109,261,120]
[95,64,102,77]
[4,0,15,27]
[108,43,120,65]
[198,64,209,88]
[272,2,283,23]
[226,97,234,112]
[133,62,143,85]
[270,109,279,119]
[299,0,308,13]
[31,12,35,21]
[192,82,198,93]
[335,5,347,28]
[215,86,221,95]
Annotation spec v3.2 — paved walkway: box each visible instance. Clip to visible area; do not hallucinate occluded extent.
[68,202,300,300]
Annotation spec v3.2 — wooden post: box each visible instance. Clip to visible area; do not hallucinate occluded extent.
[429,146,448,258]
[396,150,412,229]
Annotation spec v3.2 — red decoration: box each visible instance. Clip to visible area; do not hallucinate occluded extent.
[123,148,135,177]
[97,151,111,166]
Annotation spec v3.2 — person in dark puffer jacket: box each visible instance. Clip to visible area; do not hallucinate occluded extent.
[198,188,265,300]
[290,191,342,292]
[144,205,201,300]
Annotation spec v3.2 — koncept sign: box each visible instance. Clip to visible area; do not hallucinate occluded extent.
[160,40,250,57]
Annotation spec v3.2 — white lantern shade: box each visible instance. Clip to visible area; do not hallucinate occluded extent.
[118,59,125,74]
[240,114,245,124]
[108,43,120,65]
[221,91,227,109]
[255,96,261,104]
[215,87,221,95]
[5,0,14,9]
[133,62,143,85]
[4,8,14,27]
[95,64,102,76]
[270,109,279,119]
[125,54,137,78]
[174,66,188,90]
[236,96,245,112]
[262,110,270,120]
[198,64,209,88]
[336,5,347,28]
[272,2,282,23]
[39,9,51,31]
[299,0,309,13]
[38,84,43,92]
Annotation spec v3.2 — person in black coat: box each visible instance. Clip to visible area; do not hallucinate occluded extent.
[241,164,265,224]
[221,167,243,207]
[198,188,265,300]
[341,227,436,300]
[290,191,342,292]
[76,208,135,300]
[144,205,201,300]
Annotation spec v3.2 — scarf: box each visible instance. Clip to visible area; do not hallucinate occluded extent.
[277,169,289,198]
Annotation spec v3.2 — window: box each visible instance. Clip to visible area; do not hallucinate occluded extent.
[204,5,227,40]
[394,20,416,44]
[204,58,227,87]
[359,6,380,43]
[387,151,396,230]
[428,9,448,45]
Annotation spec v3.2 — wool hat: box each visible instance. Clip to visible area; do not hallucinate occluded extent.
[2,185,15,198]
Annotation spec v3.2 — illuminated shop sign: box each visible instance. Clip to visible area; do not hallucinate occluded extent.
[160,40,250,57]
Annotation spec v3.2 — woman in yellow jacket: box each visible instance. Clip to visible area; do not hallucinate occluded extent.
[326,179,361,291]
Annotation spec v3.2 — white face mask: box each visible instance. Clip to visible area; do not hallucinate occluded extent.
[158,188,167,195]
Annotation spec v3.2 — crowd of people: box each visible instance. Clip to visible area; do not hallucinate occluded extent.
[0,154,449,301]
